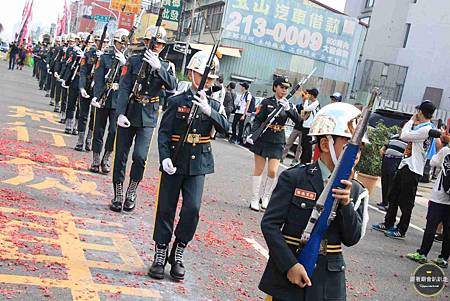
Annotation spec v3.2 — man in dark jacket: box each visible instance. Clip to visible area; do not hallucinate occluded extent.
[8,42,18,70]
[223,81,236,119]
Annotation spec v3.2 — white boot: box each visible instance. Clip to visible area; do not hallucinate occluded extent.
[261,177,276,210]
[250,175,262,211]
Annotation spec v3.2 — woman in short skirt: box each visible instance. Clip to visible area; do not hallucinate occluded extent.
[247,76,300,211]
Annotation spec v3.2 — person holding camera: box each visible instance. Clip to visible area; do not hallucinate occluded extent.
[373,100,436,239]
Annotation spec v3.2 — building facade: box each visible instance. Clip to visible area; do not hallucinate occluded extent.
[177,0,366,105]
[345,0,450,110]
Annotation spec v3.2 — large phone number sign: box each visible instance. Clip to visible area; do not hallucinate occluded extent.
[223,0,360,68]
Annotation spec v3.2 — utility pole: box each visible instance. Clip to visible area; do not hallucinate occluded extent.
[181,0,196,75]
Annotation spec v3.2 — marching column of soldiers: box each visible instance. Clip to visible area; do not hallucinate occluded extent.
[29,15,370,299]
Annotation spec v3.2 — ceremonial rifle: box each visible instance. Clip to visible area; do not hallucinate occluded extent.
[96,8,145,108]
[64,31,93,86]
[296,88,380,277]
[128,7,165,103]
[171,40,221,164]
[250,67,317,143]
[85,23,108,94]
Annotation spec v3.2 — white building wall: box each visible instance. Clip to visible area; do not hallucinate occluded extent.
[345,0,450,110]
[397,0,450,110]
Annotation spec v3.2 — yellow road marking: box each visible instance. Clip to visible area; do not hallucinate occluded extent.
[38,130,67,147]
[0,207,161,300]
[1,158,35,185]
[6,125,29,142]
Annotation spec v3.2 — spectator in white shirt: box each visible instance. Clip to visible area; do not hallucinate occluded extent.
[373,100,436,239]
[300,88,320,164]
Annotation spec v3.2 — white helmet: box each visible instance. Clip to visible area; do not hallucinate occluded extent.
[144,25,167,44]
[187,50,220,79]
[94,30,110,42]
[309,102,369,163]
[113,28,130,43]
[67,33,77,42]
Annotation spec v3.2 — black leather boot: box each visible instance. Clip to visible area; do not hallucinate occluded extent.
[123,179,139,212]
[74,132,84,151]
[89,153,101,173]
[148,244,168,280]
[169,241,186,281]
[110,182,124,212]
[101,151,112,174]
[85,130,93,151]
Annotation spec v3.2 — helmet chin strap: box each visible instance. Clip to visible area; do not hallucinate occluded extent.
[326,135,339,166]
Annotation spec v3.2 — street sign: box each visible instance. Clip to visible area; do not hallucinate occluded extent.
[90,15,111,22]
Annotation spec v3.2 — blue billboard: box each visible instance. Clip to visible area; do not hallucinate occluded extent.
[223,0,362,68]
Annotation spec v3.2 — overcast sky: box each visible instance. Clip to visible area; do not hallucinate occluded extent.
[0,0,347,42]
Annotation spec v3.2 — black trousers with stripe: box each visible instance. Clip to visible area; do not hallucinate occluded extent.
[112,126,154,183]
[92,107,116,154]
[153,173,205,245]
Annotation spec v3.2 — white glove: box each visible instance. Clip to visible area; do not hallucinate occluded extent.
[143,49,161,70]
[246,134,254,145]
[162,158,177,175]
[117,114,131,128]
[76,49,85,58]
[192,90,212,117]
[61,80,68,88]
[63,47,67,52]
[279,98,290,111]
[96,50,104,57]
[73,45,81,52]
[115,51,126,66]
[54,72,60,79]
[91,97,101,108]
[80,88,90,98]
[46,64,50,69]
[112,83,119,91]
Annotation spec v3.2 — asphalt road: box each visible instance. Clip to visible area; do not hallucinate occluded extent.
[0,60,447,301]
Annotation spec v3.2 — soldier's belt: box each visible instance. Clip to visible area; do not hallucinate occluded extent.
[171,134,210,145]
[283,234,342,255]
[134,96,159,105]
[267,124,286,132]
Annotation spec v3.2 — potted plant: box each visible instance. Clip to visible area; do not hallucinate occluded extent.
[356,121,399,195]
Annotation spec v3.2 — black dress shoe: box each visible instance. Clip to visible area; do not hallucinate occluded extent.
[89,164,100,173]
[74,144,84,152]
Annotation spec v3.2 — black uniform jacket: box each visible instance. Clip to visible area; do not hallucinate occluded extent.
[251,96,300,144]
[259,162,366,301]
[158,89,229,176]
[116,54,177,127]
[79,46,96,91]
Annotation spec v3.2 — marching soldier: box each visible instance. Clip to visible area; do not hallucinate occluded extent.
[110,25,177,212]
[53,34,68,113]
[246,76,300,211]
[62,32,84,135]
[38,35,51,90]
[58,33,78,123]
[258,102,369,301]
[88,28,129,172]
[149,50,229,281]
[75,32,102,152]
[32,42,41,78]
[48,36,63,105]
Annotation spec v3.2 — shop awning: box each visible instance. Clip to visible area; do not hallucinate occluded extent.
[189,43,242,58]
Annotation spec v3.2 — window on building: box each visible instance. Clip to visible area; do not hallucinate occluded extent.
[403,23,411,48]
[394,84,404,102]
[365,0,375,8]
[359,17,371,26]
[204,4,224,31]
[381,64,389,77]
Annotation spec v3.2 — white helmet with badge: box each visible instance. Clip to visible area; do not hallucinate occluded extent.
[187,50,220,79]
[144,25,167,44]
[309,102,369,164]
[113,28,130,43]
